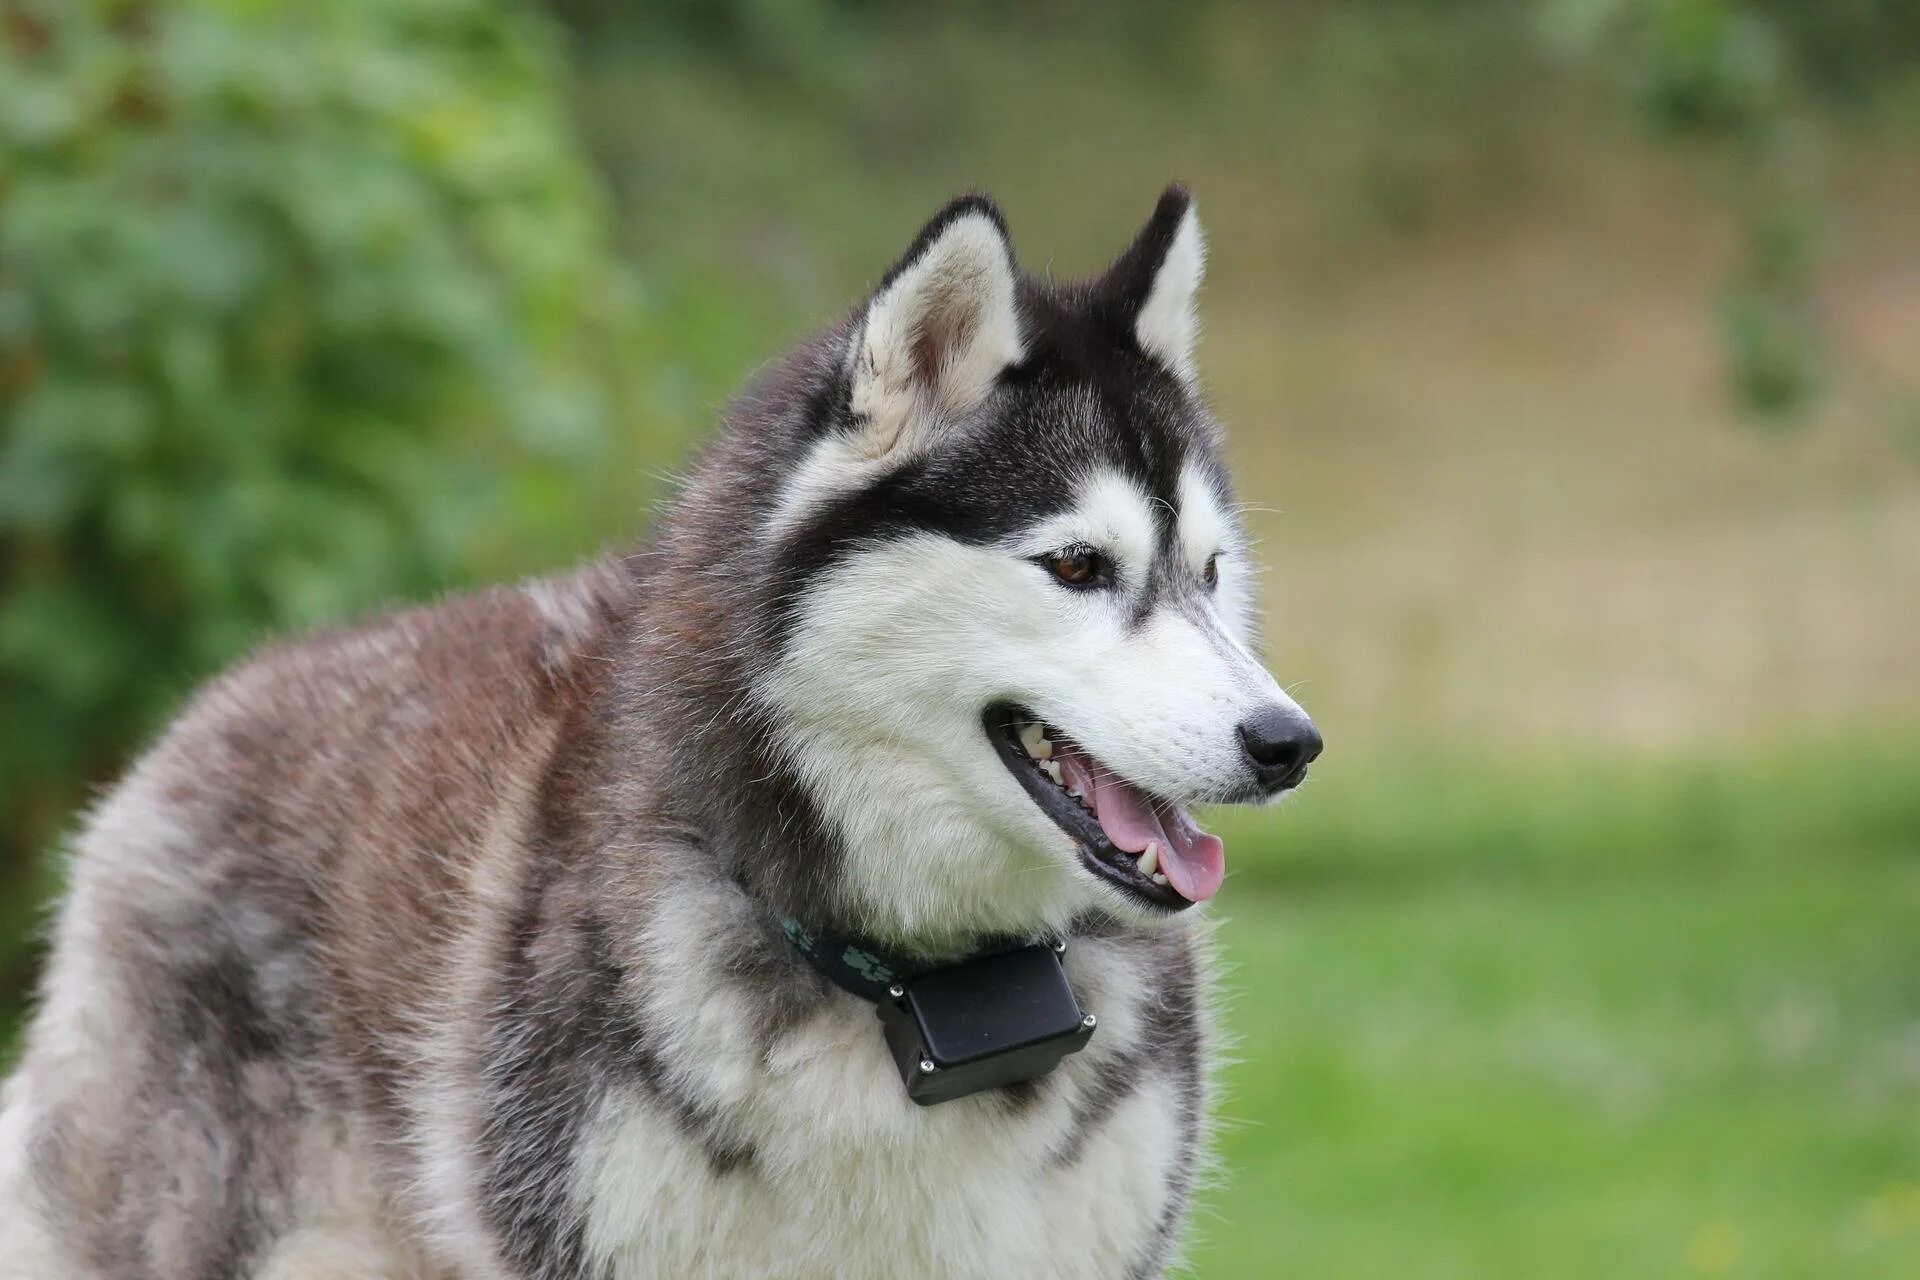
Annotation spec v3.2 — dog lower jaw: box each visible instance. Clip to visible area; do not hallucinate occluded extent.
[982,703,1197,914]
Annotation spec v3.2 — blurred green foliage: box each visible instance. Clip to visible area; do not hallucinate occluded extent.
[0,0,645,999]
[1545,0,1820,416]
[571,0,1916,426]
[1545,0,1913,419]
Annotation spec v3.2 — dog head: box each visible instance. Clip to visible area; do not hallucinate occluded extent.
[715,188,1318,943]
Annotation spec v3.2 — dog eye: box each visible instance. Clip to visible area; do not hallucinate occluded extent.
[1204,554,1220,589]
[1038,545,1111,589]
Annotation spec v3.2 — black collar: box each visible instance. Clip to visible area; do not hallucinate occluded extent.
[780,917,1096,1106]
[779,918,1052,1003]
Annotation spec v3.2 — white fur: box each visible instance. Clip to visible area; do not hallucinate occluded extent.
[759,464,1299,943]
[572,877,1196,1280]
[0,1080,72,1276]
[1176,462,1256,645]
[1011,468,1161,585]
[847,212,1024,461]
[759,531,1092,945]
[251,1115,423,1280]
[1135,206,1205,384]
[764,430,885,542]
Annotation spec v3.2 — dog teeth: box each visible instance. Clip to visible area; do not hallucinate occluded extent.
[1151,872,1169,886]
[1017,721,1053,760]
[1041,760,1063,785]
[1136,842,1159,877]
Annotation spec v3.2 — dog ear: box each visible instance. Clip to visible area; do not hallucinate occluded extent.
[1103,184,1206,386]
[846,195,1024,459]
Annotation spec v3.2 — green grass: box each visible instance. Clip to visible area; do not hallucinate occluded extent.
[1192,732,1920,1278]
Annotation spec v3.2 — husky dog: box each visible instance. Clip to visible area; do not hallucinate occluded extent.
[0,187,1320,1279]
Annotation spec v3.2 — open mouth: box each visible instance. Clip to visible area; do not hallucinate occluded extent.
[984,703,1226,911]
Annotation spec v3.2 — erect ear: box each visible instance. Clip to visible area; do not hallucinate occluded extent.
[1102,184,1206,385]
[845,195,1024,459]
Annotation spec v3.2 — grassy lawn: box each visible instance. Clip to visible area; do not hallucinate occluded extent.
[1192,741,1920,1279]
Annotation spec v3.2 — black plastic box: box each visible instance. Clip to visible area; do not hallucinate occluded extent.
[877,943,1096,1105]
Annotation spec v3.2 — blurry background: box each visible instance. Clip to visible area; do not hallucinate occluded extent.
[3,1,1918,1275]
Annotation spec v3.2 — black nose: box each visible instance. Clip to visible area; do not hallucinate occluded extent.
[1238,705,1322,793]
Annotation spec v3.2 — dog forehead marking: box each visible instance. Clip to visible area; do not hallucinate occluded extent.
[1174,463,1230,567]
[1014,468,1158,571]
[764,432,874,543]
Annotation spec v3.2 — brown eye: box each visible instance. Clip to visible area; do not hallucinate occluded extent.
[1204,553,1220,589]
[1039,545,1111,589]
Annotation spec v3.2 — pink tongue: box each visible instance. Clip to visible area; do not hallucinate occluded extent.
[1056,746,1226,902]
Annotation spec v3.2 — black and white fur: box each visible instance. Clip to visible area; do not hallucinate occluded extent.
[0,187,1318,1279]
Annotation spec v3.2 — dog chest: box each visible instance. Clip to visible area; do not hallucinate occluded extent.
[571,979,1198,1280]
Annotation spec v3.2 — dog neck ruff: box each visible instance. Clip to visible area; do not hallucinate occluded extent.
[781,920,1098,1106]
